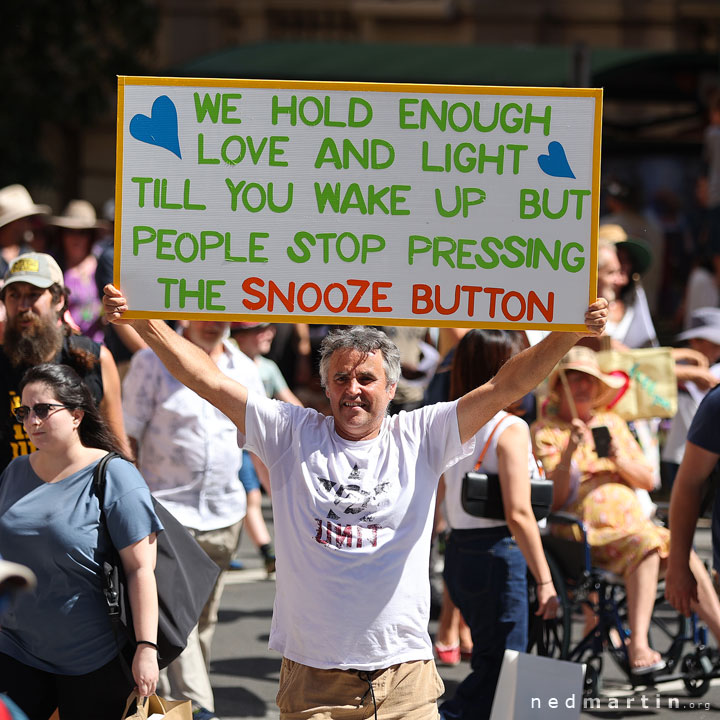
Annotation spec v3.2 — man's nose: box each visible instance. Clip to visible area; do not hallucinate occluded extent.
[347,378,361,394]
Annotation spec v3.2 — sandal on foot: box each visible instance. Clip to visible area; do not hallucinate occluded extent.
[629,648,665,675]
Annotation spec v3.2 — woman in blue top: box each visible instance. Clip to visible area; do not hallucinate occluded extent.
[0,363,162,719]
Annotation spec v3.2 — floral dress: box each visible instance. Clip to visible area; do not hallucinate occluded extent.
[532,410,670,577]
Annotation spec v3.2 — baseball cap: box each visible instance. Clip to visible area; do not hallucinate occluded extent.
[3,252,64,290]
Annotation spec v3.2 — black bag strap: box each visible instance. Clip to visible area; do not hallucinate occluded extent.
[92,451,122,517]
[92,451,135,682]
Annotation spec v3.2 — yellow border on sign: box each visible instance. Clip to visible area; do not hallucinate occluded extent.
[113,75,126,292]
[116,76,602,331]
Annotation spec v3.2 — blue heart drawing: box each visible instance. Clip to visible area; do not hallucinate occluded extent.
[129,95,182,159]
[537,141,575,179]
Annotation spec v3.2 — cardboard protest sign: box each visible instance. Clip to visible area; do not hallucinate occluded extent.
[115,76,602,329]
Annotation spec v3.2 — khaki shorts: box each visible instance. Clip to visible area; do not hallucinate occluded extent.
[276,657,444,720]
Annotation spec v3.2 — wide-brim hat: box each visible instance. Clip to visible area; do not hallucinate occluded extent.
[0,559,36,595]
[598,223,652,276]
[548,346,626,408]
[49,199,108,231]
[3,252,64,289]
[677,307,720,346]
[0,184,50,229]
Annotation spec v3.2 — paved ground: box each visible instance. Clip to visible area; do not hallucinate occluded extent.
[208,499,720,719]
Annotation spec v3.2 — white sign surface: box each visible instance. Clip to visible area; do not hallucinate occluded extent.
[116,76,602,329]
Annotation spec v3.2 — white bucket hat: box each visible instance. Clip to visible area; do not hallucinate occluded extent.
[677,308,720,346]
[0,184,50,229]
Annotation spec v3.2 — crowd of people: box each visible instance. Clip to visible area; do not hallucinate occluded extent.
[0,161,719,720]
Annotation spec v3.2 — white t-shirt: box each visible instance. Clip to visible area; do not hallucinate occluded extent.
[239,394,474,670]
[443,411,539,530]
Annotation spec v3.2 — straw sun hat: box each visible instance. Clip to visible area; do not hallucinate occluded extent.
[49,199,108,231]
[0,184,50,229]
[548,346,625,408]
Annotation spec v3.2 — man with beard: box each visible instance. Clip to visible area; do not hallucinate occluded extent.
[0,253,128,471]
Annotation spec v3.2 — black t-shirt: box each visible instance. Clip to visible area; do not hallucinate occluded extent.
[0,335,103,472]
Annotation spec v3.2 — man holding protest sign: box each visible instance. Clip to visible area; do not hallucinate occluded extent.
[104,281,607,720]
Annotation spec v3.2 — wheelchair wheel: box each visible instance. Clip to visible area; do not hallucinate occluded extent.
[527,551,571,659]
[681,651,713,697]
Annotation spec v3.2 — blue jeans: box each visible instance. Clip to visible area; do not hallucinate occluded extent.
[238,450,261,492]
[439,527,528,720]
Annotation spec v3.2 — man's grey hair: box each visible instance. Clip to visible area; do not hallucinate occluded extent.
[319,327,401,389]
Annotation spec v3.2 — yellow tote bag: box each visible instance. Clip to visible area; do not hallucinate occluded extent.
[596,347,677,420]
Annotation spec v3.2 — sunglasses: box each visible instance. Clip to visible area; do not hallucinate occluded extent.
[13,403,70,423]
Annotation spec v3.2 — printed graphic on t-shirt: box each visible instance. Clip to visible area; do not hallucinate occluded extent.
[313,463,391,550]
[7,390,35,460]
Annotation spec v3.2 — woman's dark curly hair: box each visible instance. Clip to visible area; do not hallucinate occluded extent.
[18,363,123,454]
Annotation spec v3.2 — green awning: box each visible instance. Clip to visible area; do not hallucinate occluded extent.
[172,42,658,89]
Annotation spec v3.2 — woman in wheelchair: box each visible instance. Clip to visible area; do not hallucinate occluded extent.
[532,346,720,675]
[438,330,559,720]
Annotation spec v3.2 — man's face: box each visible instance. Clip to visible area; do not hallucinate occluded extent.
[2,282,62,330]
[183,321,230,353]
[1,282,64,366]
[324,348,396,442]
[597,246,626,303]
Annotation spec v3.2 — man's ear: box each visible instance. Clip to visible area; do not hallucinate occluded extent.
[387,383,397,401]
[53,294,66,316]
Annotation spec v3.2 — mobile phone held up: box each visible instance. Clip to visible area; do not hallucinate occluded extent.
[591,425,611,458]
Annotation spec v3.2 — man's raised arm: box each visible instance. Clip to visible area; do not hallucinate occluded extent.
[102,285,249,433]
[456,299,608,444]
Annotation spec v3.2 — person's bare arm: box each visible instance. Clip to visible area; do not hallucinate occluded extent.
[497,423,557,619]
[275,386,303,406]
[456,300,608,444]
[545,418,589,511]
[98,345,132,457]
[607,432,655,491]
[119,534,159,697]
[102,285,249,432]
[665,441,719,616]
